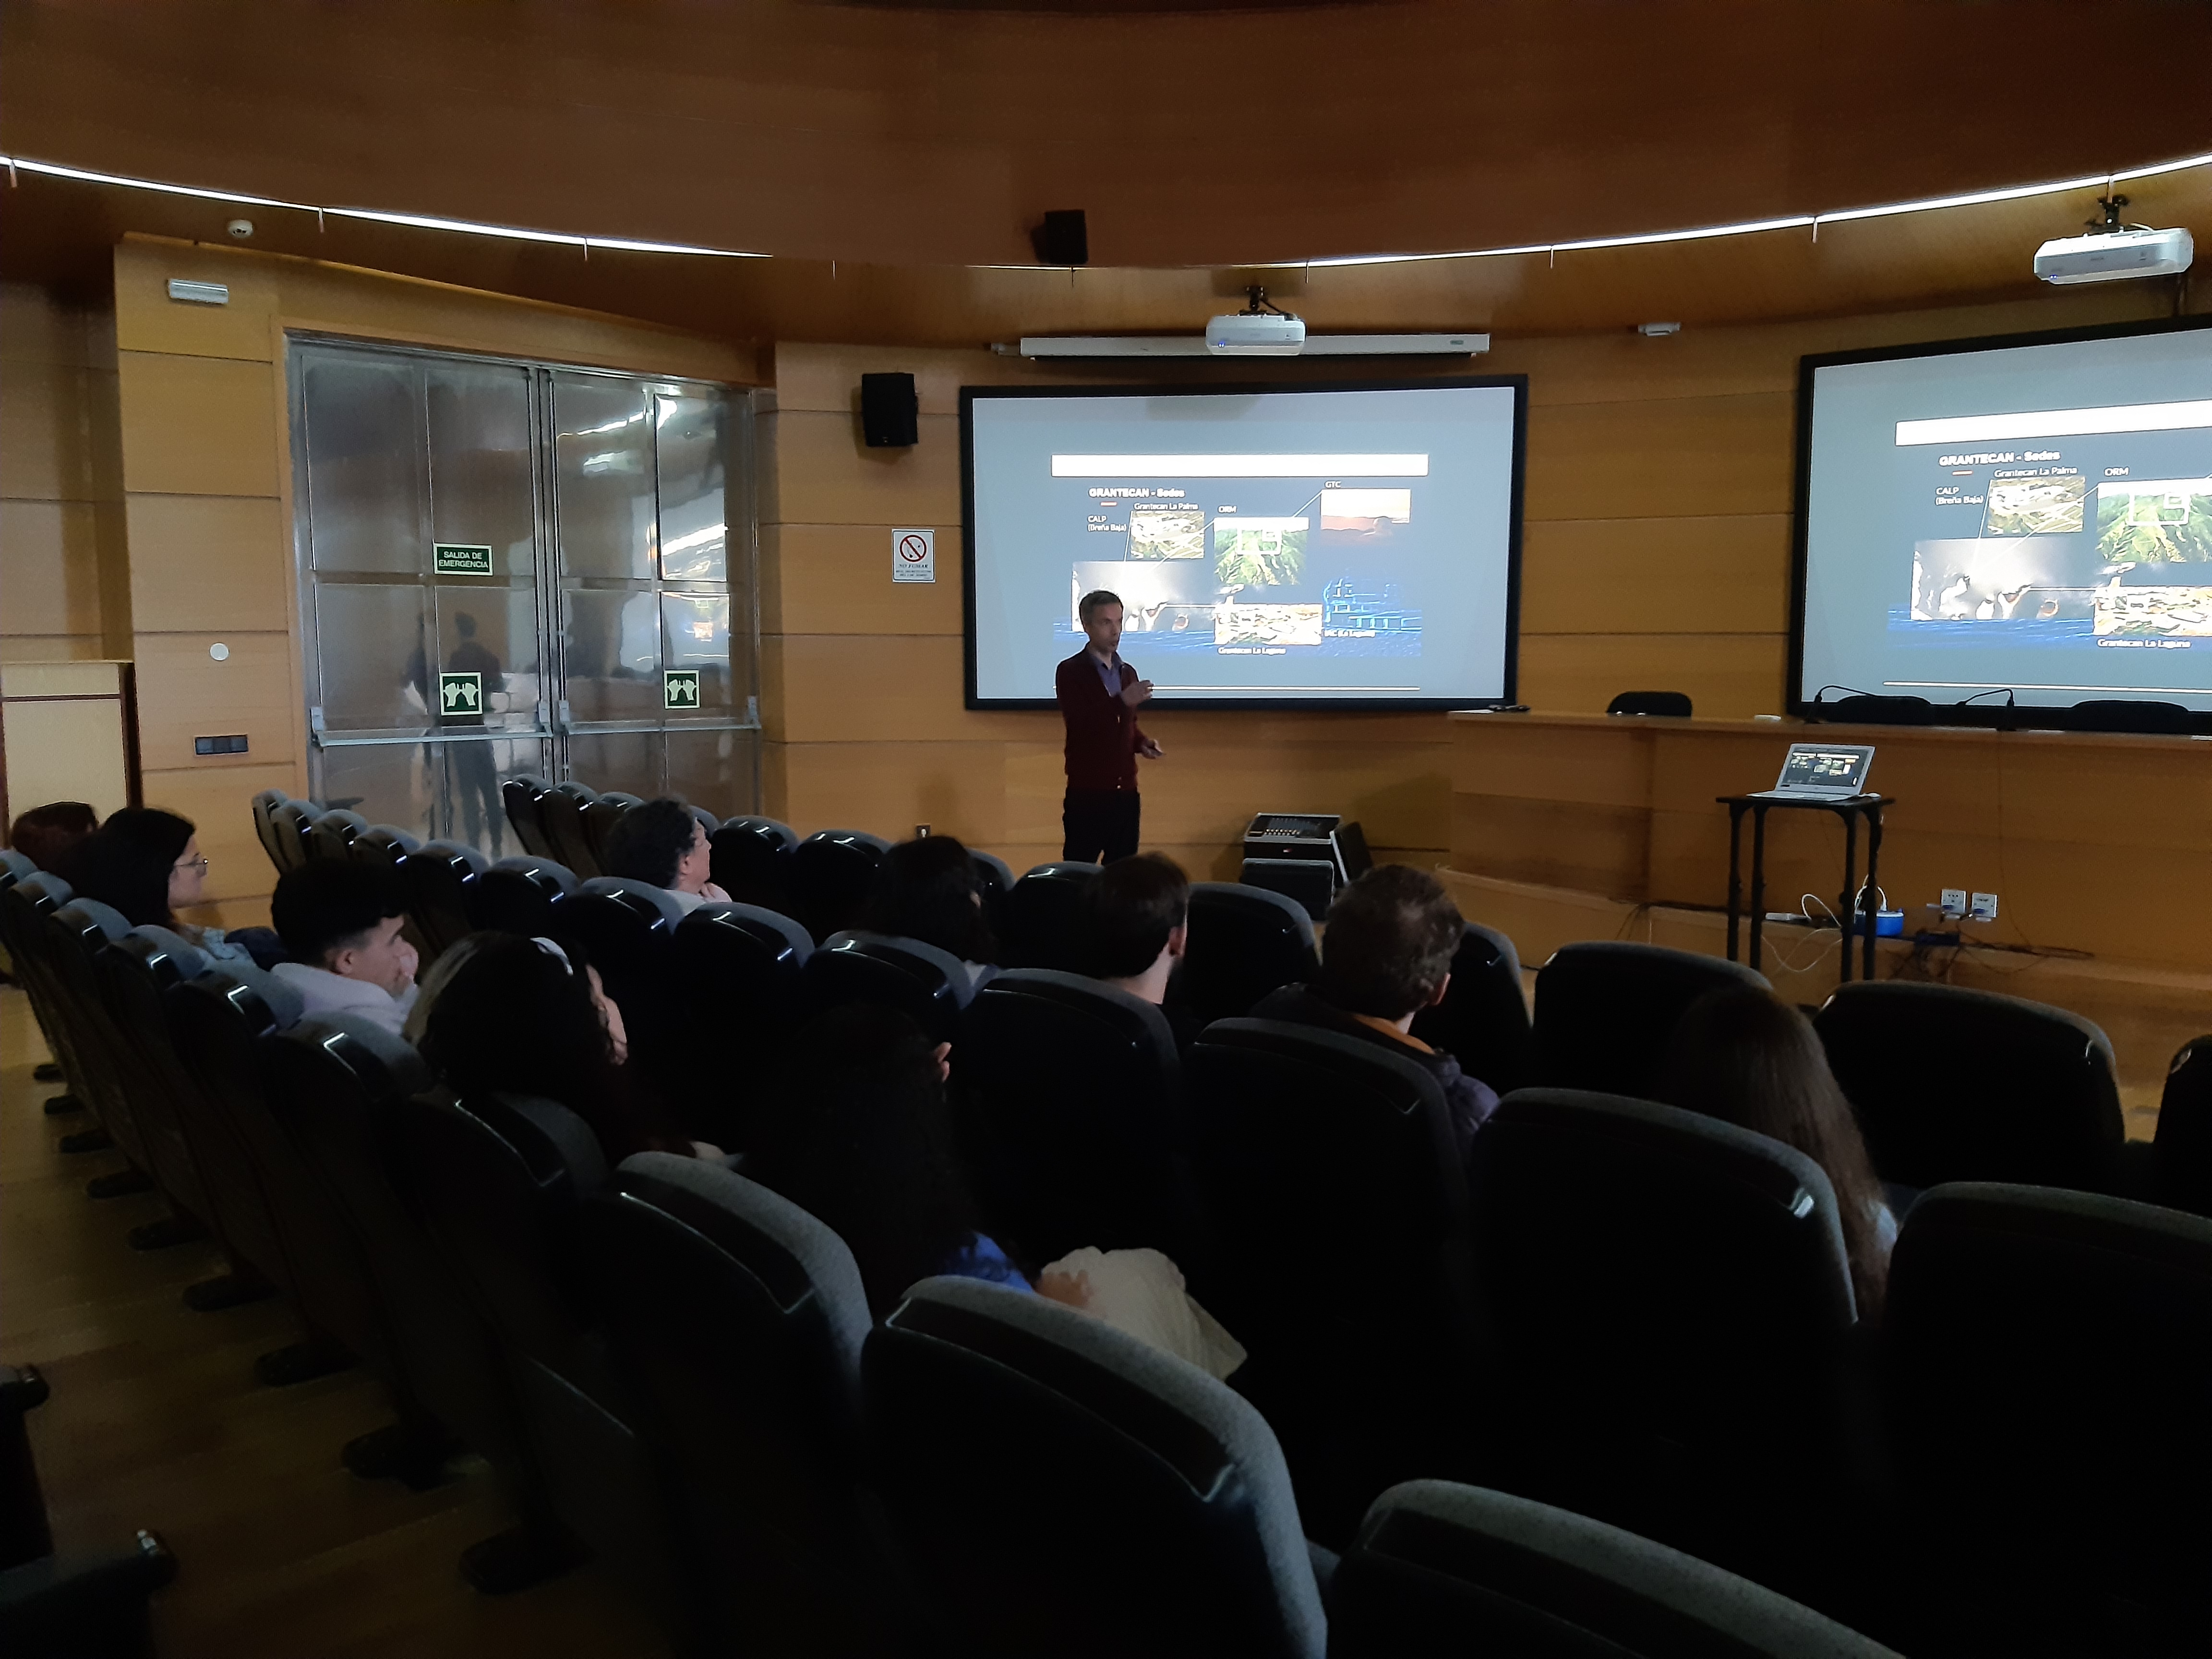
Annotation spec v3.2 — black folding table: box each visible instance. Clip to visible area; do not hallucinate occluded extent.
[1718,792,1894,981]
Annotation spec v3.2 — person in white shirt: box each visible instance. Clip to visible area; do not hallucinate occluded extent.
[268,860,420,1035]
[600,797,729,915]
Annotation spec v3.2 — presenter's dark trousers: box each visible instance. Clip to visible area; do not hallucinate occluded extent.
[1063,788,1140,865]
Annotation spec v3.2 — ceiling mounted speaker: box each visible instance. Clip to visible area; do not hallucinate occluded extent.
[1032,209,1089,267]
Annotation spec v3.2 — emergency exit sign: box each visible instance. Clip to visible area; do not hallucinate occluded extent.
[433,543,493,575]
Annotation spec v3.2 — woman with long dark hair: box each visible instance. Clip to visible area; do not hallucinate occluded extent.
[412,931,704,1166]
[745,1003,1020,1318]
[1662,985,1895,1322]
[55,807,268,967]
[862,834,997,981]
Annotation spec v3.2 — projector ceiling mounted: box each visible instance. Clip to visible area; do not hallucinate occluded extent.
[1009,285,1489,359]
[2034,193,2193,285]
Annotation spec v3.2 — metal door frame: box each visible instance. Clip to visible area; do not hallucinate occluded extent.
[285,331,761,824]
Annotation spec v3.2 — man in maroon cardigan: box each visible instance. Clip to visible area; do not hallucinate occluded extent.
[1056,589,1165,863]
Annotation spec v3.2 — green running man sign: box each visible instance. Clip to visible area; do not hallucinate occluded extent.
[438,671,482,718]
[663,669,700,709]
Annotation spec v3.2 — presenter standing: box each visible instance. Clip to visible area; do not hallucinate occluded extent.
[1056,589,1164,864]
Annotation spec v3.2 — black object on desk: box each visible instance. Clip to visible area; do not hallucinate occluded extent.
[1719,793,1894,981]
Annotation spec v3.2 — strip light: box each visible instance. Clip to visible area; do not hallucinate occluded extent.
[0,153,765,258]
[1,146,2206,271]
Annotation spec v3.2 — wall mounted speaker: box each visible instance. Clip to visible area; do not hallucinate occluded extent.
[860,372,919,448]
[1032,209,1089,266]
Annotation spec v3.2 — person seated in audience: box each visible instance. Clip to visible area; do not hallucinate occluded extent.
[1087,851,1199,1047]
[1662,985,1894,1321]
[600,797,730,913]
[53,806,282,968]
[267,860,421,1034]
[411,930,715,1165]
[8,800,97,870]
[748,1003,1243,1375]
[1253,863,1500,1162]
[862,833,998,987]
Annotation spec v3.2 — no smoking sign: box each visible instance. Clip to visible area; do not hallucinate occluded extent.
[892,526,935,585]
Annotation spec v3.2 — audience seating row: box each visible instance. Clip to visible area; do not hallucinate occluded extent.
[56,788,2212,1651]
[1,844,1932,1657]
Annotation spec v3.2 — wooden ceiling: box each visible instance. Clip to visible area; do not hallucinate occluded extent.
[2,0,2207,347]
[7,0,2210,267]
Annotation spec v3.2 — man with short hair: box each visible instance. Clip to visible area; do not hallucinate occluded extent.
[1088,852,1202,1050]
[1055,589,1164,865]
[270,860,421,1034]
[1253,864,1498,1161]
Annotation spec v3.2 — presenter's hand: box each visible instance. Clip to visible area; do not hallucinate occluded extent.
[1119,677,1154,708]
[1138,737,1164,759]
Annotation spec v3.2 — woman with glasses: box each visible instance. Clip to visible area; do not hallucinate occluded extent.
[53,807,278,969]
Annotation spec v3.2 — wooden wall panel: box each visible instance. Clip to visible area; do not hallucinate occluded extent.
[131,631,299,772]
[1518,634,1789,718]
[764,521,962,637]
[0,499,105,638]
[1519,515,1789,635]
[760,409,962,528]
[116,352,282,497]
[1523,392,1796,522]
[138,760,303,911]
[123,495,290,634]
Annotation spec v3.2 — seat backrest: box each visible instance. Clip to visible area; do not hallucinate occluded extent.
[1606,690,1695,718]
[254,1013,522,1468]
[350,825,420,867]
[304,807,368,864]
[1886,1183,2212,1651]
[250,789,292,875]
[576,1153,885,1649]
[397,840,489,960]
[268,801,318,872]
[1815,981,2122,1192]
[559,878,688,1099]
[168,966,324,1309]
[536,781,601,877]
[1182,883,1320,1024]
[2155,1035,2212,1217]
[863,1276,1326,1659]
[501,775,555,860]
[1410,920,1530,1095]
[670,903,812,1140]
[0,872,80,1086]
[803,930,965,1043]
[1331,1480,1899,1659]
[1532,941,1770,1098]
[128,932,300,1294]
[1466,1088,1863,1599]
[707,817,798,915]
[1002,861,1100,972]
[581,793,642,872]
[92,929,226,1237]
[1188,1017,1479,1543]
[787,829,888,942]
[958,969,1194,1264]
[465,855,576,938]
[42,899,155,1170]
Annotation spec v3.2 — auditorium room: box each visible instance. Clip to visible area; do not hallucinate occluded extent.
[5,2,2212,1654]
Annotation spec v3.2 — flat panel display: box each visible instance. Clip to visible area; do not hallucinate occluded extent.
[963,379,1526,709]
[1794,315,2212,723]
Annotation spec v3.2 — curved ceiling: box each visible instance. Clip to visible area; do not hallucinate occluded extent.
[7,0,2211,270]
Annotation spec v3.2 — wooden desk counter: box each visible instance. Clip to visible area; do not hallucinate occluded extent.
[1446,710,2212,976]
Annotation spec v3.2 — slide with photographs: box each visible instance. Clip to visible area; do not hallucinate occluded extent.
[966,383,1523,707]
[1799,321,2212,711]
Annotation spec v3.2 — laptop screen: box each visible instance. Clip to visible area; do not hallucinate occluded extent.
[1776,744,1874,793]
